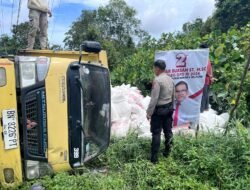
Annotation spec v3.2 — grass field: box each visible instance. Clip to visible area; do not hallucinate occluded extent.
[11,126,250,190]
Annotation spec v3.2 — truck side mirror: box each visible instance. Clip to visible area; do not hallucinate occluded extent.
[79,41,102,64]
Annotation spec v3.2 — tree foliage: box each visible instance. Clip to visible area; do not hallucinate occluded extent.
[97,0,141,44]
[213,0,250,32]
[13,22,41,50]
[0,35,14,55]
[182,18,204,35]
[64,0,144,68]
[64,10,99,49]
[181,0,250,35]
[0,22,40,54]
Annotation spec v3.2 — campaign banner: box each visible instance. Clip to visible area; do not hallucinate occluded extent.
[155,49,209,127]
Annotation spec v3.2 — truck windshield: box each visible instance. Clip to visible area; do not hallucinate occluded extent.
[80,64,111,161]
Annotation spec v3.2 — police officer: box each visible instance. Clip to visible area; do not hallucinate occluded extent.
[27,0,52,50]
[147,60,174,164]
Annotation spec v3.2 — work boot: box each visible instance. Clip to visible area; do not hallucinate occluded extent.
[163,151,170,158]
[163,138,172,158]
[163,148,171,158]
[150,154,158,164]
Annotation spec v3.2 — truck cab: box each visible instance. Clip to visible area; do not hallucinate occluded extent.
[0,42,111,188]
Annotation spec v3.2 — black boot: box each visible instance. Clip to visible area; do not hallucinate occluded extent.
[162,149,170,158]
[163,137,173,158]
[163,144,171,158]
[151,132,161,164]
[151,154,158,164]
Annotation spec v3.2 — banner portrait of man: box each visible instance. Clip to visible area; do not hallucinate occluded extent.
[155,49,209,128]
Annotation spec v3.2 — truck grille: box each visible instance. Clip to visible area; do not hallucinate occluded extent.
[24,88,47,158]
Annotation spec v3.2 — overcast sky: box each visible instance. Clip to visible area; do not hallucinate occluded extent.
[0,0,215,46]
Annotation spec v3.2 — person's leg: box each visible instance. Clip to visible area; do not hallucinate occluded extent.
[204,85,210,111]
[162,113,173,157]
[200,85,208,113]
[27,10,40,49]
[150,114,162,163]
[39,12,48,49]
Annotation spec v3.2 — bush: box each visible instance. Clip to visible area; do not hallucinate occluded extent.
[111,48,155,94]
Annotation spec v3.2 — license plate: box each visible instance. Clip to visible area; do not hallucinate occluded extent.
[2,109,18,150]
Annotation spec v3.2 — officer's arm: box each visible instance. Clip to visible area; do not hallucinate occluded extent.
[147,80,160,117]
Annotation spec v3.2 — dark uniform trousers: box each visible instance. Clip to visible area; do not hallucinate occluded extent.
[150,105,173,160]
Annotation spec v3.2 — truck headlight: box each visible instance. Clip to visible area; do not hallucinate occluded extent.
[36,57,50,81]
[20,61,36,88]
[0,67,6,87]
[26,160,53,180]
[26,160,40,180]
[3,168,14,183]
[17,56,50,88]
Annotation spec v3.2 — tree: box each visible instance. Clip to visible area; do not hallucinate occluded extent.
[12,22,40,51]
[50,44,63,50]
[213,0,250,32]
[182,18,204,36]
[96,0,141,44]
[0,22,40,54]
[200,17,214,36]
[64,0,144,68]
[64,10,99,49]
[181,0,250,35]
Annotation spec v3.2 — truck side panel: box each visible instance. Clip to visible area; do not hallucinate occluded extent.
[0,59,23,188]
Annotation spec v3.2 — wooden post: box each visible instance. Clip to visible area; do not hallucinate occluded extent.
[195,124,200,138]
[224,53,250,135]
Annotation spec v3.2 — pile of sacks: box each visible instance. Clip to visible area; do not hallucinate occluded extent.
[111,84,151,137]
[199,109,229,134]
[111,84,229,138]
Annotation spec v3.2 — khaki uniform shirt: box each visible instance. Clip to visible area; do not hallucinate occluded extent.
[28,0,49,13]
[147,73,174,116]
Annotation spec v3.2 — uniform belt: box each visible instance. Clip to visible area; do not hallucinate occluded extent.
[156,102,172,108]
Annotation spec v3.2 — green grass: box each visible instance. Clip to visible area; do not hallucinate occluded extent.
[11,127,250,190]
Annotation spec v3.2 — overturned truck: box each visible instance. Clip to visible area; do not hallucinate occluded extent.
[0,41,111,188]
